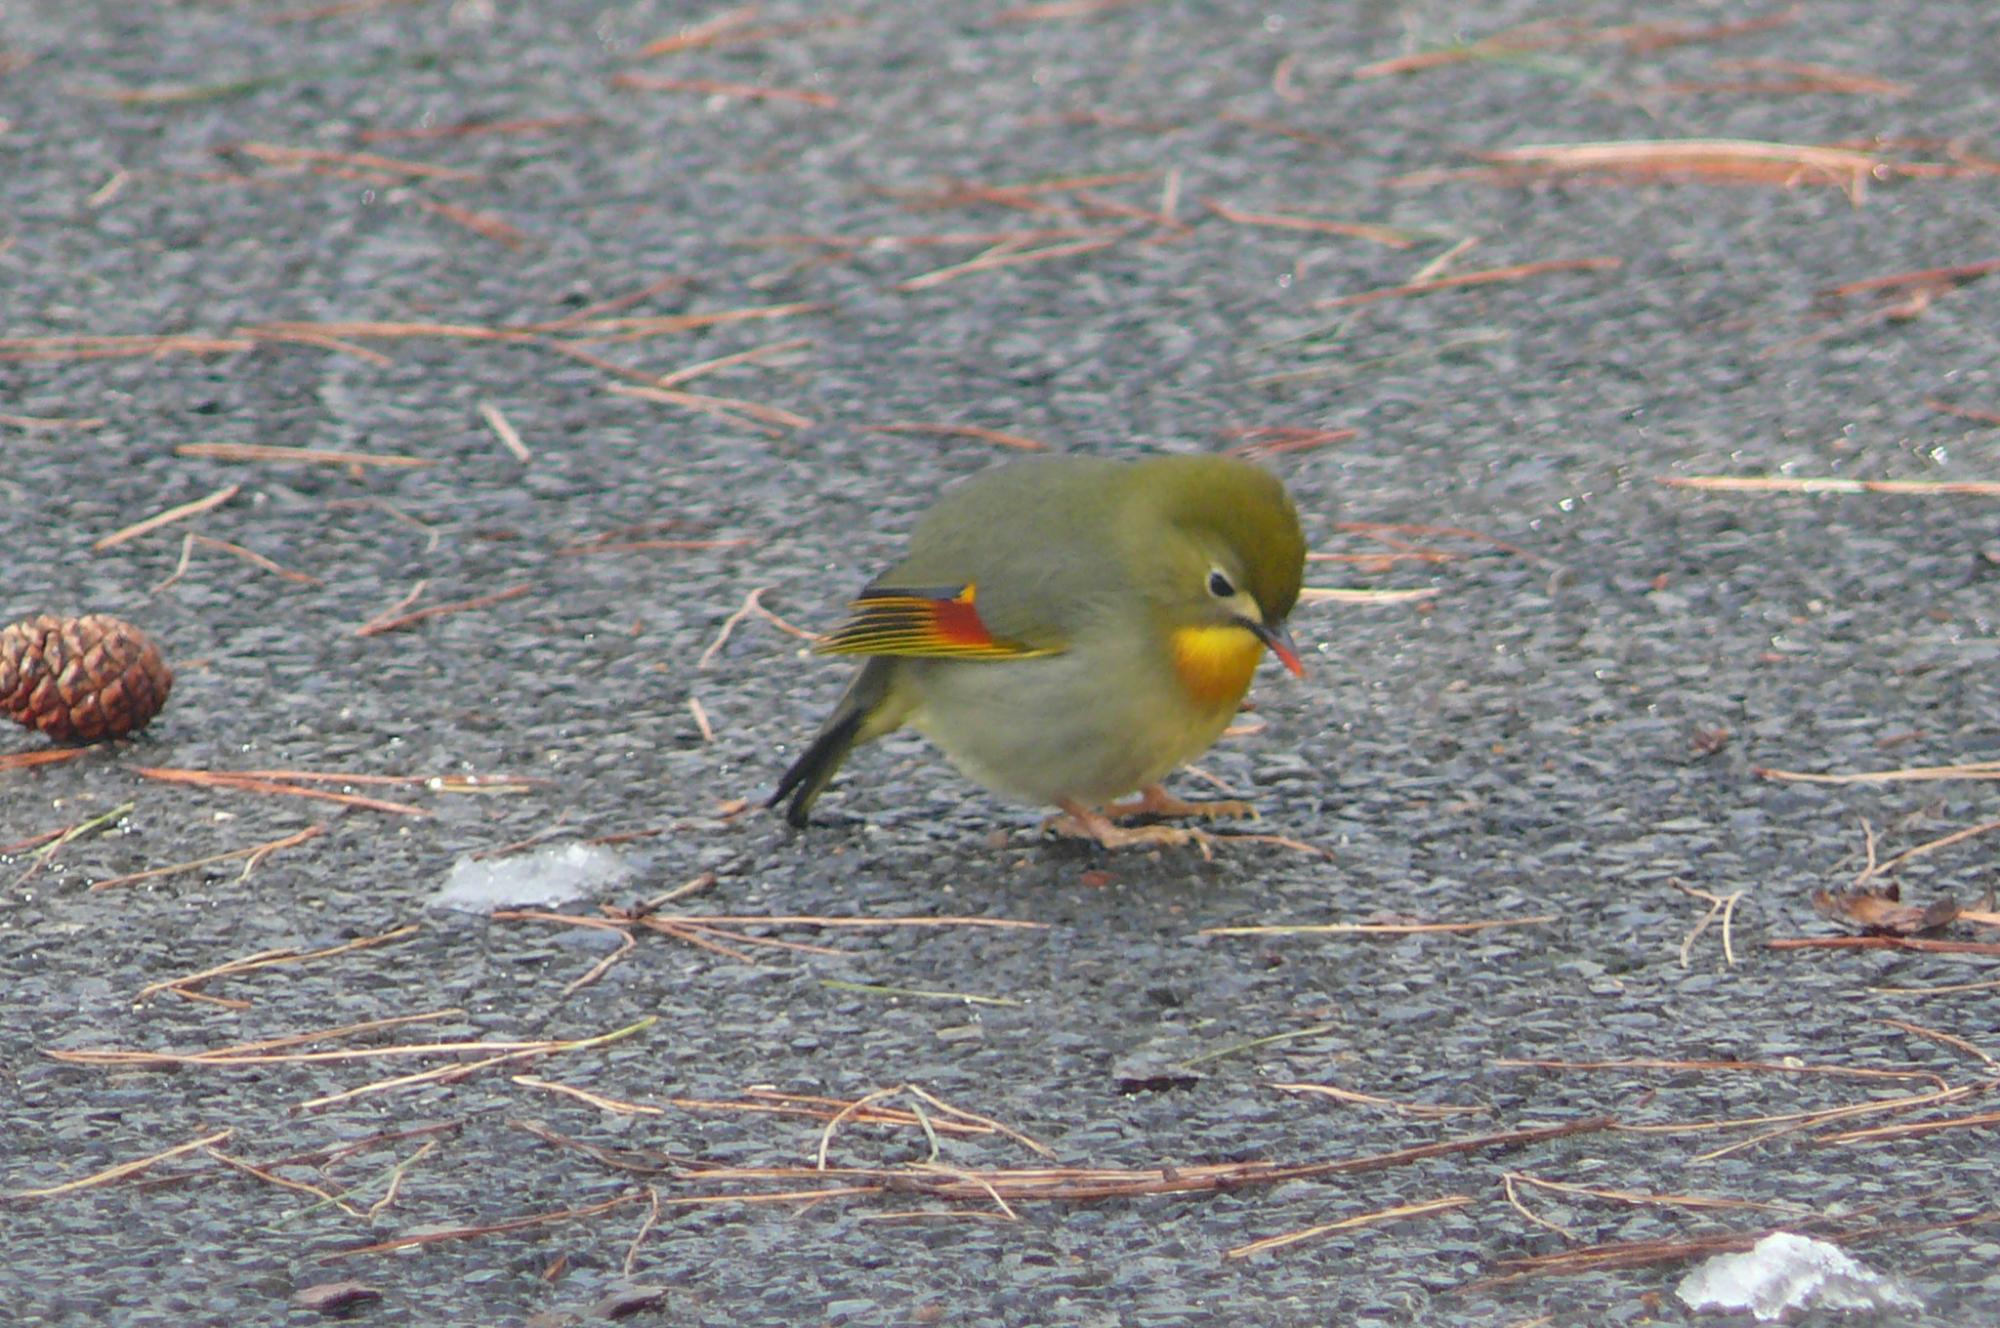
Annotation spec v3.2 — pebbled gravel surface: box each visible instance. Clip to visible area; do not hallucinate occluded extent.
[5,1,2000,1325]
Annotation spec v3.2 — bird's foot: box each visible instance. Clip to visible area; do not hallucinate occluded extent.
[1047,800,1215,860]
[1103,784,1258,824]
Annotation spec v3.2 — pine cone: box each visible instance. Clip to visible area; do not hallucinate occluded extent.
[0,614,173,742]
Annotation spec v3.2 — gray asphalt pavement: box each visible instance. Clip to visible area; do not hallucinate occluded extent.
[5,1,2000,1324]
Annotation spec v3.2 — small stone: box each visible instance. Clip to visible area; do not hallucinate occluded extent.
[291,1281,382,1314]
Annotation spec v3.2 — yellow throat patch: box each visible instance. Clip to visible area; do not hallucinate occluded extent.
[1170,624,1265,707]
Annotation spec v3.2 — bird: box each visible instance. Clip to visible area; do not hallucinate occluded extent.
[768,453,1308,849]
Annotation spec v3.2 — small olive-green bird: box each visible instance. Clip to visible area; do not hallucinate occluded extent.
[769,454,1308,848]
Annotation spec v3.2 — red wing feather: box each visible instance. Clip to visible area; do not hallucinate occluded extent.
[815,583,1052,659]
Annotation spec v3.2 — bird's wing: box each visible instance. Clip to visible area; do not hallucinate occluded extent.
[815,456,1132,660]
[814,582,1061,659]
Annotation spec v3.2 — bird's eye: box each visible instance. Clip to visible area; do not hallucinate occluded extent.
[1207,570,1236,598]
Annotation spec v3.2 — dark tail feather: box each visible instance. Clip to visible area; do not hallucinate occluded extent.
[768,660,895,827]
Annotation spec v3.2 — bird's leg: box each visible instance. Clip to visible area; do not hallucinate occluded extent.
[1047,800,1214,859]
[1102,783,1257,824]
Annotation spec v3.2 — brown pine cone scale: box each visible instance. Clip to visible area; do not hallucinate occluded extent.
[0,614,174,742]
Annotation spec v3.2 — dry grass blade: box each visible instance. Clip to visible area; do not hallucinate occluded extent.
[0,334,254,362]
[1822,257,2000,299]
[564,300,827,342]
[1615,1082,1987,1142]
[684,914,1050,930]
[320,1190,644,1260]
[1929,398,2000,426]
[159,533,323,589]
[415,198,529,248]
[898,233,1122,291]
[1200,198,1415,248]
[867,421,1051,451]
[1770,936,2000,957]
[357,114,595,143]
[1675,883,1744,967]
[1664,475,2000,497]
[477,402,531,461]
[513,1076,665,1116]
[292,1018,657,1112]
[94,824,328,895]
[608,383,811,432]
[1225,1194,1474,1259]
[1757,760,2000,784]
[93,484,241,550]
[672,1091,996,1137]
[1877,1017,1995,1067]
[657,1117,1617,1212]
[1655,59,1911,98]
[1593,7,1800,52]
[1202,914,1554,937]
[1506,1171,1806,1215]
[991,0,1152,20]
[206,1147,364,1217]
[0,411,107,430]
[131,767,432,817]
[5,1128,231,1201]
[654,336,810,388]
[1398,138,1891,202]
[175,442,432,469]
[1498,1057,1946,1089]
[1270,1082,1487,1118]
[1813,1106,2000,1146]
[233,141,479,181]
[1225,426,1359,460]
[698,586,817,667]
[1353,21,1570,79]
[355,582,533,637]
[1317,257,1622,309]
[631,5,763,57]
[0,749,93,773]
[133,921,414,1004]
[608,74,839,109]
[1472,1230,1772,1288]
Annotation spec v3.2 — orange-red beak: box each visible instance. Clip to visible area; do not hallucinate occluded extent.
[1254,620,1305,677]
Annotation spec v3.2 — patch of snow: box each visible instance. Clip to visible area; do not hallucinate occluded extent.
[429,841,632,913]
[1677,1232,1923,1322]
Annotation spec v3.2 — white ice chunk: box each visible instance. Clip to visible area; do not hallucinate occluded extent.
[430,841,632,913]
[1677,1231,1922,1321]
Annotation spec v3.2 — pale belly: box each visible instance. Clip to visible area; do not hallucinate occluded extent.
[899,649,1243,807]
